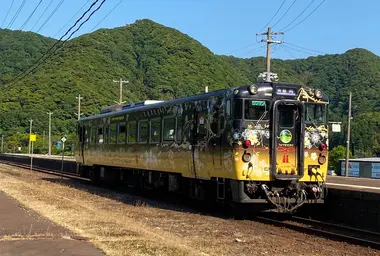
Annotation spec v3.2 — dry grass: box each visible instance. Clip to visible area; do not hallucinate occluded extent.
[0,165,378,256]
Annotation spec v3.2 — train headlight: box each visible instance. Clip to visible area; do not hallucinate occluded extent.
[248,84,258,95]
[318,154,326,165]
[242,152,251,162]
[315,89,323,99]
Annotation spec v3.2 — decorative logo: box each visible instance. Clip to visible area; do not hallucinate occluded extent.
[280,129,292,143]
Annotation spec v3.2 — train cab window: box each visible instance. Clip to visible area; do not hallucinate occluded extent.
[128,121,136,143]
[163,118,175,141]
[244,100,268,120]
[110,123,117,144]
[278,105,295,128]
[97,127,104,144]
[150,119,161,143]
[233,99,243,119]
[138,121,149,143]
[306,104,326,124]
[118,123,126,144]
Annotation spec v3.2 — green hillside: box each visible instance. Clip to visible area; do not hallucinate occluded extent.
[0,19,379,157]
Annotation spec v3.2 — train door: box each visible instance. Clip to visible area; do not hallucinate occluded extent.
[271,100,304,179]
[210,102,224,173]
[191,107,210,179]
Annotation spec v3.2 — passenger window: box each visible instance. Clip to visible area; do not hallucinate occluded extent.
[138,121,149,142]
[118,123,126,144]
[128,121,136,143]
[151,119,161,143]
[163,118,175,141]
[97,127,104,144]
[104,125,109,144]
[176,117,183,142]
[90,127,96,144]
[110,123,117,144]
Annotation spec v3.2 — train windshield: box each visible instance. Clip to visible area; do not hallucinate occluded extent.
[233,99,269,120]
[305,103,326,124]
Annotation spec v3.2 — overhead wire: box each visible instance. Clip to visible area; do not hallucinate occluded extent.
[30,0,55,31]
[36,0,66,33]
[6,0,107,87]
[20,0,44,31]
[280,0,315,31]
[284,0,326,32]
[271,0,297,29]
[225,42,260,56]
[7,0,27,29]
[91,0,123,32]
[1,0,15,28]
[54,0,92,38]
[258,0,286,32]
[282,44,317,56]
[283,42,325,54]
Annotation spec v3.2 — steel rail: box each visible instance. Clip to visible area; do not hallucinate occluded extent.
[0,160,89,182]
[256,216,380,250]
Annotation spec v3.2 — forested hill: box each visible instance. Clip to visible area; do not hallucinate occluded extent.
[0,19,379,156]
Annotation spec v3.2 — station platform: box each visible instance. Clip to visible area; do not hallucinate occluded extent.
[3,153,76,162]
[0,192,103,256]
[326,176,380,193]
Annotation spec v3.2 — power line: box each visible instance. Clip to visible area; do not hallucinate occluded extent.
[272,0,297,29]
[7,0,27,29]
[30,0,55,31]
[258,0,286,32]
[284,42,325,54]
[6,0,107,87]
[20,0,43,31]
[225,42,260,56]
[36,0,66,33]
[53,0,92,38]
[282,44,316,56]
[91,0,123,32]
[284,0,326,32]
[1,0,15,28]
[280,0,315,31]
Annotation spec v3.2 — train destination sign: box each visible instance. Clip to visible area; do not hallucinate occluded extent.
[251,100,266,106]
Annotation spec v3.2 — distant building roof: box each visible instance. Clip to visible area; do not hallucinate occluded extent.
[340,157,380,163]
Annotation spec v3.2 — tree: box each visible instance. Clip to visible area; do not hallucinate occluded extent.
[329,145,352,172]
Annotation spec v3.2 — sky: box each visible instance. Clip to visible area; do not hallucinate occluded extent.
[0,0,379,60]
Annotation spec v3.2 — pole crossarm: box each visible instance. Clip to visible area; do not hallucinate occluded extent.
[256,27,284,82]
[113,78,129,105]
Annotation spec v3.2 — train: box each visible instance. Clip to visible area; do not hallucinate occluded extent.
[76,81,329,212]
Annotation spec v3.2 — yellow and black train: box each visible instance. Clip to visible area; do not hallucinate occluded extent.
[76,82,329,212]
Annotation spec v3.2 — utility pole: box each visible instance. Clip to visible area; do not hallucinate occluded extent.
[75,95,83,121]
[256,27,283,82]
[345,92,352,177]
[113,78,129,104]
[28,119,33,155]
[47,112,53,156]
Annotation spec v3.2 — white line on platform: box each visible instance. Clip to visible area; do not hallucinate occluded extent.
[327,183,380,190]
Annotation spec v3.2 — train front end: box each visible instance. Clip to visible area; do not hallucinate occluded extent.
[229,82,329,212]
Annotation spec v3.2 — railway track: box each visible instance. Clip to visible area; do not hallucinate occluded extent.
[0,160,89,182]
[256,215,380,249]
[0,156,379,250]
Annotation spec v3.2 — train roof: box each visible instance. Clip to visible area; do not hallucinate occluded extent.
[79,82,328,122]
